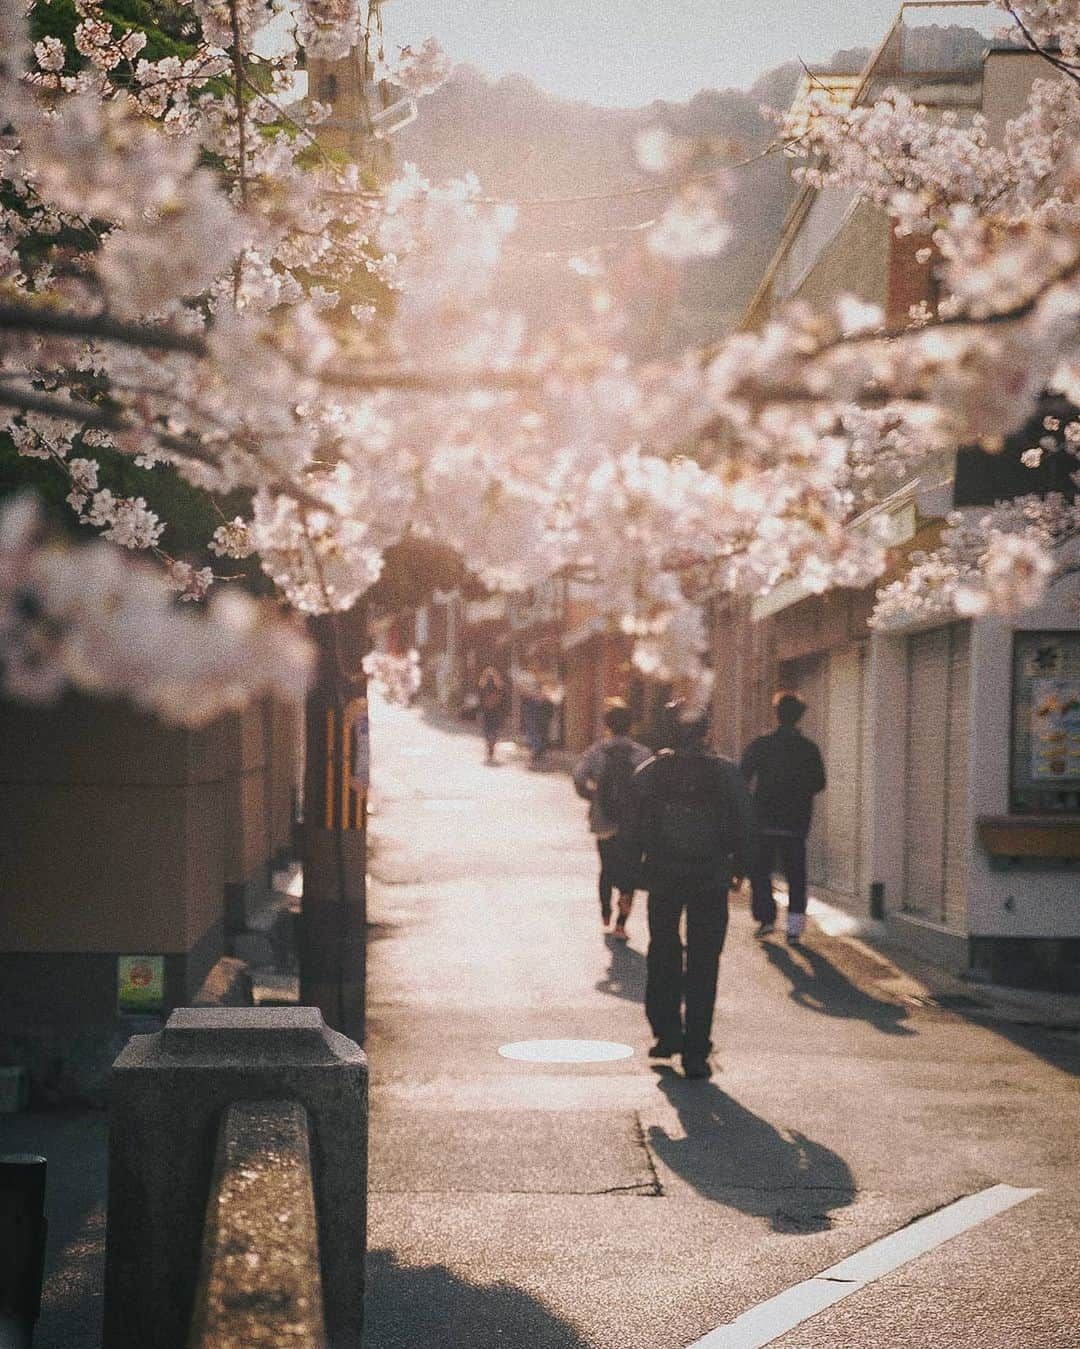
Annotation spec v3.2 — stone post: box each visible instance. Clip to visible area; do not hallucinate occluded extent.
[103,1007,366,1349]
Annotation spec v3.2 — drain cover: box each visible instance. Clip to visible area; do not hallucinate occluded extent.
[498,1039,634,1063]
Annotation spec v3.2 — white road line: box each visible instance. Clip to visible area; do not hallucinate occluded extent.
[688,1184,1041,1349]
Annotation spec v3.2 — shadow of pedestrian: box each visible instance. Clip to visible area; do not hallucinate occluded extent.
[648,1075,856,1234]
[762,940,916,1037]
[365,1249,590,1348]
[595,935,647,1003]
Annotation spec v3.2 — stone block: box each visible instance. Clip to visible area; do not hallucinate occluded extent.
[189,1100,326,1349]
[104,1007,366,1349]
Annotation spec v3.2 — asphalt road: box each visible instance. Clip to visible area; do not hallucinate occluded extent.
[363,698,1080,1349]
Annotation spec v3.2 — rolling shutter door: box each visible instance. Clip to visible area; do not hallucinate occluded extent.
[942,624,971,930]
[824,647,865,898]
[903,623,970,926]
[903,628,949,916]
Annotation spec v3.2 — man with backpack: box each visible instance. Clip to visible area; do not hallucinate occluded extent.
[739,690,827,944]
[632,700,751,1079]
[573,699,650,939]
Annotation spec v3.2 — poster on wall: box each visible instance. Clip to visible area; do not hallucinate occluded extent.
[1012,632,1080,812]
[117,955,165,1014]
[1030,679,1080,780]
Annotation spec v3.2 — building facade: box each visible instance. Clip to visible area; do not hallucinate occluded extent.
[722,9,1080,989]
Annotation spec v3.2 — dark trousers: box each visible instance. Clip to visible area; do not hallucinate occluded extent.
[597,835,636,920]
[645,885,729,1056]
[749,831,808,924]
[480,711,502,754]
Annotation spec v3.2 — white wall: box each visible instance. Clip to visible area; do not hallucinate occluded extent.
[967,590,1080,939]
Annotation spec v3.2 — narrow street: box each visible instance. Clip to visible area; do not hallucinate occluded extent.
[363,697,1080,1349]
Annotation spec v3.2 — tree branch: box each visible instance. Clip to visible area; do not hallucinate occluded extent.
[1005,6,1080,86]
[317,363,546,393]
[0,304,209,355]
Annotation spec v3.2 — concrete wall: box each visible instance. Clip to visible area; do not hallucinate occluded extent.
[0,698,226,956]
[967,595,1080,942]
[266,698,301,858]
[981,50,1052,143]
[222,703,270,896]
[789,199,892,315]
[0,693,303,1087]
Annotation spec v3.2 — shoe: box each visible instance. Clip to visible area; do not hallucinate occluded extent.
[753,921,775,939]
[648,1041,680,1058]
[682,1053,711,1079]
[611,923,629,941]
[787,913,807,944]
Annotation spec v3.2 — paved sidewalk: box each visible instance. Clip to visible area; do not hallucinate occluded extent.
[363,697,1080,1349]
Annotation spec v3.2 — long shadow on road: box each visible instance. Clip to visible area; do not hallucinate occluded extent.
[648,1075,856,1234]
[365,1249,590,1349]
[594,934,647,1003]
[762,940,916,1036]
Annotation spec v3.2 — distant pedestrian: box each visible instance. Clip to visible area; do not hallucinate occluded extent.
[572,699,650,939]
[476,667,509,763]
[632,700,751,1079]
[739,691,826,945]
[521,676,558,767]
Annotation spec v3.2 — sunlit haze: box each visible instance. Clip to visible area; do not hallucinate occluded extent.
[383,0,925,106]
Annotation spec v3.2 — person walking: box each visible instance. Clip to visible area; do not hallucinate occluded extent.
[476,667,509,763]
[739,690,827,945]
[572,699,650,939]
[632,700,751,1079]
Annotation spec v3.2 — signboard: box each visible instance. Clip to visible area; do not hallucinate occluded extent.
[117,955,165,1014]
[1030,678,1080,781]
[1011,633,1080,812]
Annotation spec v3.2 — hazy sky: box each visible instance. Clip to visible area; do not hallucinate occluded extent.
[381,1,919,106]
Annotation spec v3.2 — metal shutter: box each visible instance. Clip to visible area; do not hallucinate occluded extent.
[824,646,865,898]
[903,628,950,917]
[903,623,970,926]
[942,623,971,930]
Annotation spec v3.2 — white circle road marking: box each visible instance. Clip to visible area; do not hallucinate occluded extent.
[498,1039,634,1063]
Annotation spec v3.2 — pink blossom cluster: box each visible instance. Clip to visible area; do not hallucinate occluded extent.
[0,0,1079,721]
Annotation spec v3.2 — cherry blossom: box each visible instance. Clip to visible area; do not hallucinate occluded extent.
[363,648,421,705]
[1,0,1079,724]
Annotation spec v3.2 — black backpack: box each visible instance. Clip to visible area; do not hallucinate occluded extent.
[650,758,733,869]
[595,743,638,831]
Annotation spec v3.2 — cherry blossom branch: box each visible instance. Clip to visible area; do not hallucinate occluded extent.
[806,250,1080,357]
[0,381,337,516]
[317,363,547,392]
[1004,5,1080,85]
[239,74,335,167]
[0,304,209,355]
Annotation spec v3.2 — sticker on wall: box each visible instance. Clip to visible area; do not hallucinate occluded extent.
[1023,643,1063,679]
[117,955,165,1014]
[1030,678,1080,781]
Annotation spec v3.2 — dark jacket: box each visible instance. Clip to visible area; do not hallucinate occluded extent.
[632,748,752,888]
[739,727,826,837]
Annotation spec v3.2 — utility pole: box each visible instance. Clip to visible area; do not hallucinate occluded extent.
[300,605,369,1040]
[298,1,405,1039]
